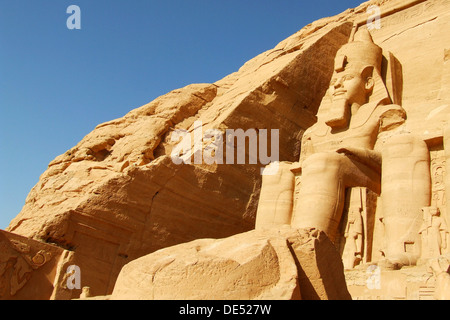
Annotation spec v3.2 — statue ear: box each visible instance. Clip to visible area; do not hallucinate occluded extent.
[365,77,374,91]
[362,66,375,92]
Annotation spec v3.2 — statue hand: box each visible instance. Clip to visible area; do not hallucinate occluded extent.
[428,257,450,276]
[290,162,302,174]
[428,258,443,275]
[336,147,359,157]
[335,147,382,173]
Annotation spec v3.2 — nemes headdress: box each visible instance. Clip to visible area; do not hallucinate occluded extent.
[335,29,383,75]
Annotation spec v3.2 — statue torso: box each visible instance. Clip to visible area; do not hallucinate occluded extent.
[301,103,406,160]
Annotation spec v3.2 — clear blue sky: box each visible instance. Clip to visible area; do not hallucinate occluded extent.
[0,0,364,229]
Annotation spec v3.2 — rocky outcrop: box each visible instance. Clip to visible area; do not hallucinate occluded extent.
[3,0,450,299]
[110,227,351,300]
[6,17,352,297]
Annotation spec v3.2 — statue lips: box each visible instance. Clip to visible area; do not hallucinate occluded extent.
[333,89,347,98]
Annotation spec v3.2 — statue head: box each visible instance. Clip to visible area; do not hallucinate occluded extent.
[322,29,391,129]
[430,207,441,217]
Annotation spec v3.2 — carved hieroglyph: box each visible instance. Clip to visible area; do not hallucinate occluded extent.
[0,239,51,298]
[0,230,74,300]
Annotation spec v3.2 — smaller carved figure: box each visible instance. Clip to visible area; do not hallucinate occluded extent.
[343,206,364,269]
[342,188,364,269]
[419,207,449,258]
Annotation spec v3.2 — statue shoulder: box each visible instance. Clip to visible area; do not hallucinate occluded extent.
[376,104,406,132]
[352,102,405,130]
[376,103,406,116]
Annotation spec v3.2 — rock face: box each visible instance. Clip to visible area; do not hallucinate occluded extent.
[110,227,351,300]
[6,14,353,297]
[2,0,450,300]
[0,230,70,300]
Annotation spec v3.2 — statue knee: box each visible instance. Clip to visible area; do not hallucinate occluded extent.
[255,162,295,229]
[302,152,343,176]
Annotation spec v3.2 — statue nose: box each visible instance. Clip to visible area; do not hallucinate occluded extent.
[334,78,344,89]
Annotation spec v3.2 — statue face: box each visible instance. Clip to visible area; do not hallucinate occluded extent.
[330,71,367,106]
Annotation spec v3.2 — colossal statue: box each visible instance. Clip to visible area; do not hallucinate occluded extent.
[256,28,432,269]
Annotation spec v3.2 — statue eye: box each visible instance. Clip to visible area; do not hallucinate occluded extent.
[343,75,354,81]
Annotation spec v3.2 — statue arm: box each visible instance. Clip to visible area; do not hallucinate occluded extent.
[336,147,382,173]
[338,104,406,172]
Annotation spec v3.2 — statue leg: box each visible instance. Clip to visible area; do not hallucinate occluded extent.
[255,162,295,229]
[381,134,431,268]
[291,152,380,243]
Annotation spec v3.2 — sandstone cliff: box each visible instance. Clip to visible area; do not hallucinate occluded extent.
[110,227,351,300]
[4,0,450,298]
[7,12,353,298]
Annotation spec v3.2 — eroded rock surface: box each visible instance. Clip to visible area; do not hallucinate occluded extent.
[7,19,352,296]
[110,227,351,300]
[3,0,450,299]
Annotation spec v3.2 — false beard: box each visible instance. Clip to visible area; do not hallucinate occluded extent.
[325,97,349,129]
